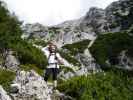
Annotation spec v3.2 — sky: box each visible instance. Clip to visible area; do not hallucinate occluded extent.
[2,0,118,26]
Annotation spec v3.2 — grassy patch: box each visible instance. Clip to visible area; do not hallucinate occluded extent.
[57,69,133,100]
[0,69,15,91]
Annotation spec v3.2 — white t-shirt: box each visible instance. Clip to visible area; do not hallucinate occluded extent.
[42,46,62,68]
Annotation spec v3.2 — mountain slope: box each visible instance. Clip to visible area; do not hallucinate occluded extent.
[0,0,133,100]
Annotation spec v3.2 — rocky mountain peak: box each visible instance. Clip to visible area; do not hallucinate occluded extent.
[22,0,133,44]
[85,7,105,20]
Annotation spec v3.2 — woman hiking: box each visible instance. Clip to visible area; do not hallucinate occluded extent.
[42,41,64,91]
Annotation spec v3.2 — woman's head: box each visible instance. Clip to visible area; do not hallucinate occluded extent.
[48,41,57,53]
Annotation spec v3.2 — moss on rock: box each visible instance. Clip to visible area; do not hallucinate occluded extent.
[0,69,15,91]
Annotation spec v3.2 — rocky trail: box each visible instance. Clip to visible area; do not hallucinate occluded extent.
[0,69,74,100]
[9,70,73,100]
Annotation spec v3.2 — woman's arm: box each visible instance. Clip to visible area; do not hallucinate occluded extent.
[56,53,64,65]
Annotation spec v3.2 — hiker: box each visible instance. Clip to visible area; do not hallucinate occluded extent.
[42,41,64,89]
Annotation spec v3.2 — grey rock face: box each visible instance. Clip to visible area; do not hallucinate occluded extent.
[22,22,96,47]
[22,0,133,42]
[55,31,95,47]
[81,0,133,34]
[59,48,101,79]
[22,23,49,39]
[80,7,108,34]
[106,0,133,30]
[4,50,20,71]
[11,70,51,100]
[0,85,11,100]
[75,49,101,76]
[118,50,133,70]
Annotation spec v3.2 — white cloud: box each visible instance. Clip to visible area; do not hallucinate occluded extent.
[2,0,118,26]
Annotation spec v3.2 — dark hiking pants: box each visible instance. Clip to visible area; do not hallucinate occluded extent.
[44,68,59,82]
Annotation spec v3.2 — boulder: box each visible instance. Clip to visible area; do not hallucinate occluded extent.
[11,70,51,100]
[0,85,11,100]
[4,50,20,71]
[118,50,133,70]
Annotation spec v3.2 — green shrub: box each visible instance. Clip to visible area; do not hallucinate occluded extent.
[0,1,22,50]
[33,40,47,47]
[60,40,90,67]
[57,70,133,100]
[0,2,47,69]
[0,69,15,91]
[90,32,133,69]
[48,27,60,33]
[28,38,47,47]
[9,39,47,69]
[62,40,90,55]
[59,50,81,67]
[60,65,75,74]
[0,53,4,65]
